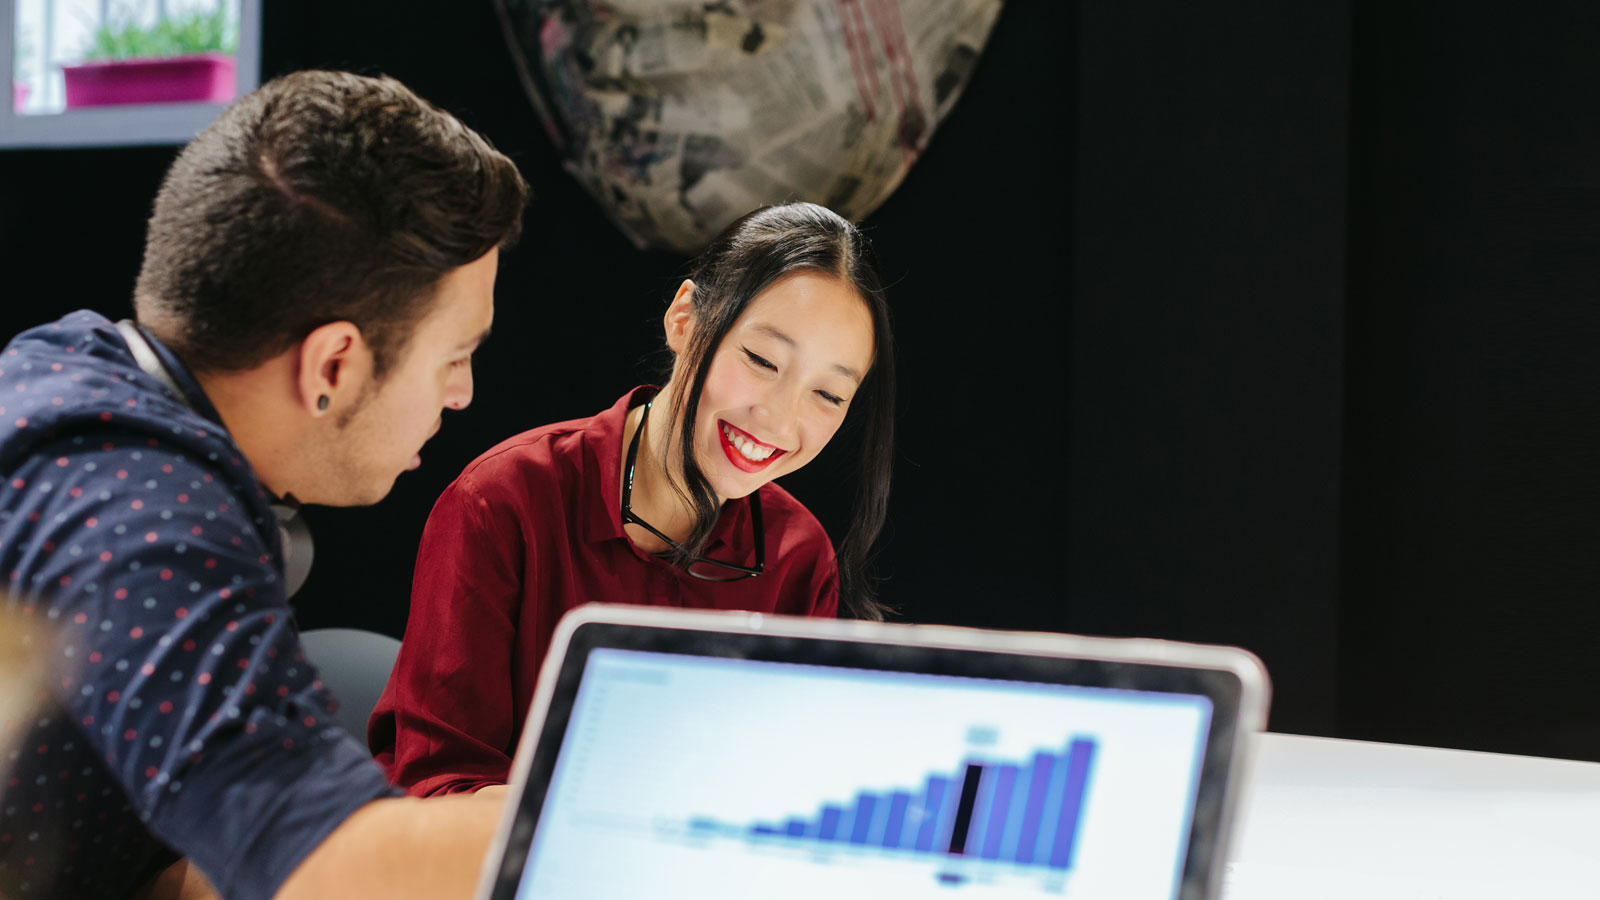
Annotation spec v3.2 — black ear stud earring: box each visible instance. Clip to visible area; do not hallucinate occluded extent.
[317,395,330,411]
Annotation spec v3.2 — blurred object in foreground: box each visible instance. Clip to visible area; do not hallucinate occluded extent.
[0,607,45,767]
[496,0,1004,253]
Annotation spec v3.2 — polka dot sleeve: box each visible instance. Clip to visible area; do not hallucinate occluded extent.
[9,436,396,900]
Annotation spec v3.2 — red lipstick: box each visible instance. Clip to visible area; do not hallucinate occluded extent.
[717,420,786,474]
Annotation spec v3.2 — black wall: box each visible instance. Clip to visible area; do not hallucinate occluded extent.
[1068,4,1348,738]
[1340,2,1600,759]
[1,2,1594,761]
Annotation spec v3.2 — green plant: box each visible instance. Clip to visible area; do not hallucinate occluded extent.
[82,6,237,62]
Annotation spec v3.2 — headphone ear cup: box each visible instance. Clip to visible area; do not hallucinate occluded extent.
[274,508,315,599]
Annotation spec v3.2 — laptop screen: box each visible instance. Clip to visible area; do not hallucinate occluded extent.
[513,646,1215,899]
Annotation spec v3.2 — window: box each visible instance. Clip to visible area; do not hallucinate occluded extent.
[1,0,260,148]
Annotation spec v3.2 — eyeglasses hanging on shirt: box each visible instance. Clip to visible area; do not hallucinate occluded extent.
[115,319,314,599]
[622,398,765,581]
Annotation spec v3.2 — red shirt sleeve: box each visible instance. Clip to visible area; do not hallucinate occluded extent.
[811,559,840,618]
[369,475,525,796]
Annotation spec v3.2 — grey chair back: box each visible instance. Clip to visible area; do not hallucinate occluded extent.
[298,627,402,744]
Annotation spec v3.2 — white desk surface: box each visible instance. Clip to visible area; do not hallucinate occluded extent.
[1223,732,1600,899]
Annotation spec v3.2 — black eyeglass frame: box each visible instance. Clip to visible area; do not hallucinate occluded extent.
[620,399,765,581]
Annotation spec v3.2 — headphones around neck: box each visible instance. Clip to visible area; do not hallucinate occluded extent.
[115,320,314,599]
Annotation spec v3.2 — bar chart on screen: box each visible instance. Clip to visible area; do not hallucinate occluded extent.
[686,736,1098,889]
[519,649,1210,899]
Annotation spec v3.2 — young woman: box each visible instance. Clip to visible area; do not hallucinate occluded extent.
[368,202,896,796]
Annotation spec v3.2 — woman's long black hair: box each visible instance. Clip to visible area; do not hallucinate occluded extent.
[660,202,895,620]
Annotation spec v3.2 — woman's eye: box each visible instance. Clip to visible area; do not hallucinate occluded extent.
[450,357,472,369]
[818,391,845,407]
[743,348,777,371]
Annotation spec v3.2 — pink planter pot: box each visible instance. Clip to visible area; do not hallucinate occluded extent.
[11,82,27,112]
[62,53,236,108]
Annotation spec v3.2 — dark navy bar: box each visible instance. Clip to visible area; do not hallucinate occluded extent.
[784,818,807,837]
[1048,739,1098,869]
[945,763,986,855]
[1015,751,1056,864]
[964,765,998,856]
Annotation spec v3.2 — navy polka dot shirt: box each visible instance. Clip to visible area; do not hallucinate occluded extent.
[0,312,397,900]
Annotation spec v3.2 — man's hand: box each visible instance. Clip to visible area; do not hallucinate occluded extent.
[136,860,219,900]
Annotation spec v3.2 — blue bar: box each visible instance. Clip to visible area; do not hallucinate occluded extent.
[980,764,1020,859]
[896,784,928,848]
[997,762,1034,861]
[818,804,844,841]
[901,794,927,849]
[913,776,950,851]
[864,793,891,845]
[691,816,719,832]
[964,764,998,855]
[848,793,880,844]
[1032,748,1074,863]
[753,824,779,835]
[881,791,912,848]
[784,818,807,837]
[836,801,857,841]
[1014,752,1056,863]
[1048,739,1097,869]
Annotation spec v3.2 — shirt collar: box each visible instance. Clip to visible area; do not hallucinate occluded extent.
[132,322,228,429]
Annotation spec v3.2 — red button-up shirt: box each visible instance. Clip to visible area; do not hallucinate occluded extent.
[369,387,839,796]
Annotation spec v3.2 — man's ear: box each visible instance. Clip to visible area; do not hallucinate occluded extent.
[663,280,696,355]
[296,321,372,416]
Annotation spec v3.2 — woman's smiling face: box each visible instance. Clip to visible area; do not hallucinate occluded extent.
[668,271,876,502]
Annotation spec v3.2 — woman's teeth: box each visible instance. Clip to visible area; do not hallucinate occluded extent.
[723,424,775,462]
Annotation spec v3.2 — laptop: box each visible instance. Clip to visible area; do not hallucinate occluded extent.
[474,604,1270,900]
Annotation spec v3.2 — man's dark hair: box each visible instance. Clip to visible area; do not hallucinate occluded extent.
[133,69,528,377]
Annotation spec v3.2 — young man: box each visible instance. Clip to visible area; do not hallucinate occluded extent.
[0,70,527,899]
